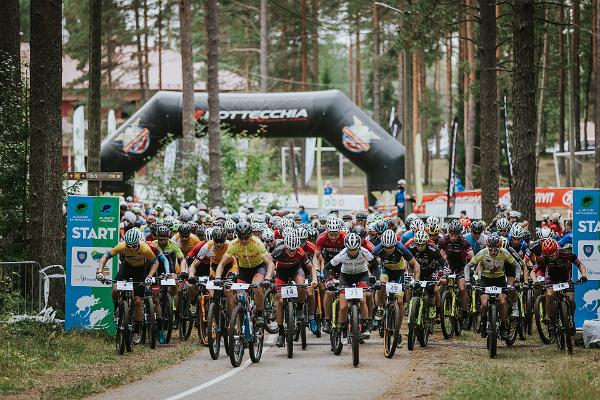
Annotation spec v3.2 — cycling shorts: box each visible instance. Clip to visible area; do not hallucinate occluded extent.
[115,262,146,297]
[380,268,404,284]
[504,261,516,278]
[545,268,570,285]
[481,275,507,288]
[339,271,369,289]
[237,263,267,283]
[275,266,305,290]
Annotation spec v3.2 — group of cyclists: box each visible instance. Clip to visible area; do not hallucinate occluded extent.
[96,194,587,360]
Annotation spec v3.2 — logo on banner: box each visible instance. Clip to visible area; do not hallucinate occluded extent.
[117,118,151,155]
[583,245,595,258]
[342,116,380,153]
[75,203,87,214]
[99,203,113,214]
[77,251,88,264]
[582,195,594,208]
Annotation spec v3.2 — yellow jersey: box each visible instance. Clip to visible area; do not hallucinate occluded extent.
[470,247,517,278]
[108,241,157,267]
[172,233,201,255]
[225,237,269,268]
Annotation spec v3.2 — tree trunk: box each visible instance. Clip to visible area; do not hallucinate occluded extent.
[0,0,21,89]
[87,0,103,196]
[143,0,150,95]
[157,0,163,89]
[572,0,581,151]
[446,33,452,159]
[179,0,194,142]
[133,0,146,101]
[594,0,600,187]
[300,0,309,91]
[348,37,354,101]
[535,9,549,184]
[372,0,381,125]
[29,0,64,268]
[480,0,499,224]
[260,0,268,92]
[311,0,319,85]
[411,52,420,189]
[205,0,224,207]
[464,0,476,189]
[434,56,441,158]
[558,2,566,174]
[511,0,536,226]
[397,49,405,144]
[355,13,362,107]
[584,39,592,152]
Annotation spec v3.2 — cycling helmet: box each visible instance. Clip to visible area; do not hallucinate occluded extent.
[405,213,418,227]
[471,220,485,235]
[251,222,262,232]
[262,229,275,242]
[509,210,522,220]
[236,221,252,236]
[342,214,353,222]
[146,215,157,225]
[156,224,171,238]
[196,225,206,240]
[486,233,501,248]
[500,236,509,249]
[230,214,240,224]
[162,217,175,230]
[426,216,440,226]
[541,238,558,256]
[381,230,397,247]
[326,218,342,232]
[373,220,387,234]
[344,233,361,250]
[426,222,441,235]
[150,222,160,234]
[124,228,142,246]
[317,225,326,234]
[212,227,226,243]
[340,225,350,234]
[212,219,224,228]
[448,219,463,234]
[384,217,396,227]
[414,230,430,245]
[307,227,319,241]
[352,225,366,238]
[224,220,236,232]
[179,209,192,222]
[284,231,302,250]
[538,227,553,239]
[282,227,295,238]
[496,217,510,231]
[522,230,532,243]
[205,227,214,241]
[178,223,191,235]
[510,224,525,239]
[356,211,368,221]
[297,227,309,242]
[410,219,425,232]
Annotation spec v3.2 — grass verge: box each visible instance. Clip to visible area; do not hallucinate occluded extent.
[0,320,200,400]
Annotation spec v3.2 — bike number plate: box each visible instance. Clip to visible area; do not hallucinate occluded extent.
[419,281,428,288]
[230,283,250,291]
[205,280,222,290]
[386,282,402,293]
[162,278,176,286]
[536,276,545,283]
[198,276,210,284]
[448,274,457,280]
[117,281,133,291]
[485,286,501,294]
[552,282,569,292]
[345,287,363,299]
[281,285,299,299]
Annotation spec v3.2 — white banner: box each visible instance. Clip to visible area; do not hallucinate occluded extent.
[72,106,87,195]
[107,110,116,137]
[304,137,316,186]
[163,140,177,184]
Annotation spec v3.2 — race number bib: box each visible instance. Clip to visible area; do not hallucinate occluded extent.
[205,280,222,290]
[536,276,545,283]
[485,286,502,295]
[230,283,250,291]
[386,282,403,294]
[281,285,299,299]
[552,282,569,292]
[117,281,133,291]
[162,278,176,286]
[345,287,364,299]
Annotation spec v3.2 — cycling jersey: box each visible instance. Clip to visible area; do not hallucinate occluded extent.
[153,239,185,273]
[405,243,446,278]
[315,232,347,263]
[145,241,171,274]
[558,231,573,247]
[400,230,413,245]
[271,244,311,270]
[329,247,374,275]
[463,232,488,254]
[172,233,201,255]
[225,237,269,268]
[301,241,317,261]
[195,241,230,267]
[507,236,531,260]
[107,241,157,267]
[371,242,413,271]
[466,247,518,279]
[187,240,207,259]
[438,234,473,269]
[537,249,581,284]
[361,239,375,252]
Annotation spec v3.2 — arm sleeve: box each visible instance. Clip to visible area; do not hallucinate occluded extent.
[196,243,210,260]
[173,243,184,259]
[330,252,343,267]
[397,243,414,261]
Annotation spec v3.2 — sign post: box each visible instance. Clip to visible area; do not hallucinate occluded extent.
[572,189,600,328]
[65,196,120,334]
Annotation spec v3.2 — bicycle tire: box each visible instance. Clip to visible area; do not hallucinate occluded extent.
[223,306,230,356]
[534,294,552,344]
[331,299,343,355]
[517,297,526,341]
[145,297,157,349]
[207,301,221,360]
[115,301,128,355]
[561,301,573,354]
[555,300,565,351]
[440,291,454,339]
[249,315,264,363]
[197,295,209,346]
[525,288,534,336]
[162,293,174,344]
[351,303,360,367]
[488,304,497,358]
[286,301,295,359]
[126,298,134,352]
[315,313,322,338]
[179,293,191,341]
[228,305,245,367]
[419,299,431,348]
[505,313,519,347]
[300,304,307,350]
[384,302,400,358]
[407,296,420,351]
[264,288,279,334]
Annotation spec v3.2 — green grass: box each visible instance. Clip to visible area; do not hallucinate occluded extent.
[441,333,600,400]
[0,320,200,399]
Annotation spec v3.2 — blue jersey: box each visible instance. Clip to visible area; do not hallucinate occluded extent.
[400,230,413,245]
[395,190,406,212]
[372,242,414,271]
[463,232,488,254]
[558,231,572,247]
[507,236,530,259]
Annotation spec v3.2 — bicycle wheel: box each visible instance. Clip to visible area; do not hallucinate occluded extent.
[197,295,209,346]
[145,297,157,349]
[560,301,573,354]
[350,303,360,367]
[162,293,174,344]
[331,300,343,355]
[419,299,431,348]
[263,288,279,334]
[126,298,134,352]
[440,291,454,340]
[525,288,534,336]
[207,301,221,360]
[407,296,420,351]
[228,305,245,367]
[222,306,230,356]
[505,310,519,347]
[300,304,307,350]
[384,302,400,358]
[115,301,128,355]
[487,304,497,358]
[179,294,192,341]
[315,313,322,338]
[534,294,552,344]
[249,315,264,363]
[517,298,526,341]
[286,301,295,359]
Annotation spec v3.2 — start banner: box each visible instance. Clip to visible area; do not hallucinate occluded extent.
[65,196,119,334]
[572,189,600,328]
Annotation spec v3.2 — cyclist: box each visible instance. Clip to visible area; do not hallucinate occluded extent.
[507,224,531,280]
[438,219,474,317]
[96,228,159,344]
[465,234,520,338]
[425,220,442,245]
[172,223,201,266]
[145,239,172,344]
[372,229,420,330]
[272,231,317,347]
[371,219,388,246]
[463,220,488,254]
[401,219,424,245]
[324,233,379,343]
[355,211,368,228]
[537,238,587,335]
[297,227,322,332]
[495,217,511,237]
[214,221,275,326]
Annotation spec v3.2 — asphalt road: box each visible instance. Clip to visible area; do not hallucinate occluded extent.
[89,330,412,400]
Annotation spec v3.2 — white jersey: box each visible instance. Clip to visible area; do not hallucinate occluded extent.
[330,247,373,275]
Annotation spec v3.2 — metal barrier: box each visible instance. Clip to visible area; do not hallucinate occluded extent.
[0,261,65,319]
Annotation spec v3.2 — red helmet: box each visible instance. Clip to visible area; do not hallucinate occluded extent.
[541,238,558,257]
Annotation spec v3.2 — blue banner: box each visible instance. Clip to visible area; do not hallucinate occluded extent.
[572,189,600,328]
[65,196,120,334]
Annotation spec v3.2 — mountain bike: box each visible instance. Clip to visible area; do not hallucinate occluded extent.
[533,276,553,344]
[228,282,265,367]
[192,276,210,346]
[468,279,482,332]
[382,281,403,358]
[407,281,437,351]
[101,278,136,355]
[276,283,308,358]
[140,282,157,349]
[440,274,463,339]
[178,273,194,341]
[312,283,323,338]
[344,284,377,367]
[263,283,279,334]
[327,280,343,356]
[156,274,175,344]
[205,278,232,360]
[476,285,516,358]
[545,280,582,355]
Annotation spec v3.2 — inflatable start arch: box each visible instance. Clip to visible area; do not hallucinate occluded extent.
[101,90,405,205]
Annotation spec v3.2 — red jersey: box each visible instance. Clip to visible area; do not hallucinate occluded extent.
[302,241,318,260]
[187,240,207,259]
[362,239,375,252]
[315,231,347,262]
[271,244,311,270]
[146,240,162,256]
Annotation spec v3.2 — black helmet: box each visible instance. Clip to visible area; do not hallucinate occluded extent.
[307,227,319,241]
[196,225,206,241]
[178,223,191,235]
[236,221,252,236]
[471,220,485,235]
[156,225,171,237]
[212,227,226,243]
[356,211,368,221]
[448,219,463,234]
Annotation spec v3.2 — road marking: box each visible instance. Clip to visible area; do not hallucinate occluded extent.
[164,335,275,400]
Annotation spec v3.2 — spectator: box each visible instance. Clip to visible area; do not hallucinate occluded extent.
[558,220,573,247]
[395,179,416,220]
[324,180,334,195]
[297,205,309,224]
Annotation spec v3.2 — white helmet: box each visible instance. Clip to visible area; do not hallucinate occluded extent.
[204,227,214,241]
[510,224,525,239]
[284,231,302,250]
[414,230,430,245]
[381,230,397,247]
[539,227,554,239]
[224,220,236,231]
[282,227,295,238]
[326,218,342,232]
[262,228,275,242]
[496,218,510,231]
[344,233,361,250]
[405,213,418,227]
[410,219,425,232]
[426,216,440,225]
